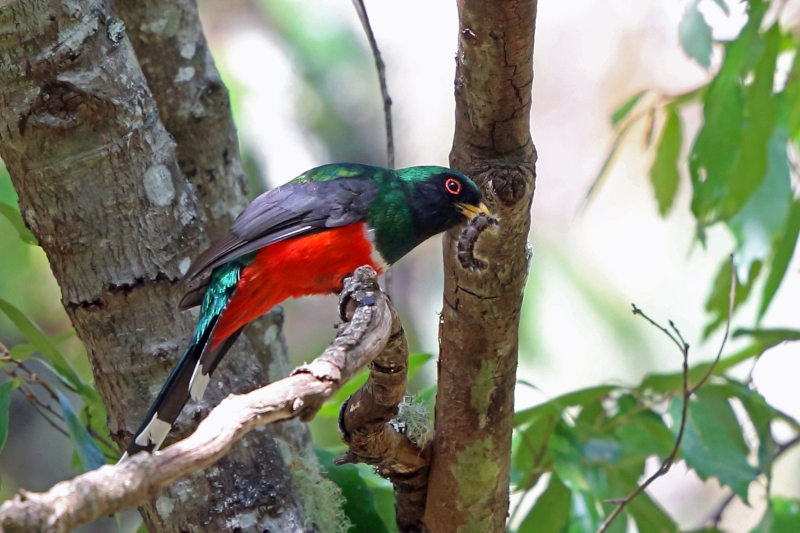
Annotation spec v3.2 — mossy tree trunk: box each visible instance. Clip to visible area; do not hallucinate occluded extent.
[0,0,320,531]
[425,1,538,531]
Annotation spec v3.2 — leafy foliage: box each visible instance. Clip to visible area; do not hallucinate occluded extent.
[590,0,800,337]
[509,366,788,532]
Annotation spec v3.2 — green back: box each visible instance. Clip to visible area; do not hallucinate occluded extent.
[293,164,452,263]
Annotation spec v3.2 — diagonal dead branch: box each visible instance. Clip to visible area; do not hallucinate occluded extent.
[0,266,392,533]
[335,305,430,533]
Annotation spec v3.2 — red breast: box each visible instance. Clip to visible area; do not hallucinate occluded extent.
[211,222,383,347]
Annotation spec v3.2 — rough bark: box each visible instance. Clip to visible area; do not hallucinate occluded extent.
[0,0,310,531]
[113,0,248,239]
[0,267,392,533]
[110,0,322,528]
[337,306,430,533]
[424,1,538,532]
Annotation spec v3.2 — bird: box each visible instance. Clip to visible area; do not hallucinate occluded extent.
[121,162,489,459]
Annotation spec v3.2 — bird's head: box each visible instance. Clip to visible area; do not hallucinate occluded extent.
[400,166,490,241]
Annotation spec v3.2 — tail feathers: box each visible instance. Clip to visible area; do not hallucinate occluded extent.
[188,326,245,401]
[123,316,220,458]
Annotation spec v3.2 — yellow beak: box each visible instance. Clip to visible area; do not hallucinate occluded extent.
[456,202,492,220]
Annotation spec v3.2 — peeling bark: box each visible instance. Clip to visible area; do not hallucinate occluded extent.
[0,0,310,531]
[424,1,538,532]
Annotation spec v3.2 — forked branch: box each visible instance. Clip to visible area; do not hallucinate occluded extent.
[597,255,736,533]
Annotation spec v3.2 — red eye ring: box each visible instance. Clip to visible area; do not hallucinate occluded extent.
[445,178,461,195]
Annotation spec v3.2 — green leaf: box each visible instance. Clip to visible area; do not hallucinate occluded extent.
[611,90,647,128]
[711,381,775,473]
[759,199,800,320]
[9,343,36,360]
[316,447,390,533]
[407,352,432,380]
[754,497,800,533]
[703,258,761,339]
[710,0,730,16]
[722,25,781,219]
[582,123,636,212]
[669,391,757,501]
[514,386,616,427]
[0,298,86,394]
[733,328,800,343]
[649,108,682,215]
[679,0,713,69]
[0,201,37,245]
[728,124,792,282]
[512,415,556,489]
[57,390,106,471]
[689,1,769,225]
[614,410,673,462]
[0,380,17,454]
[518,475,571,533]
[568,490,602,533]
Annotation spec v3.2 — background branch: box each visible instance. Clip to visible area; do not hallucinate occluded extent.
[0,267,392,533]
[351,0,394,170]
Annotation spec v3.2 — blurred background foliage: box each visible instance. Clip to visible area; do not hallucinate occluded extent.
[1,0,799,532]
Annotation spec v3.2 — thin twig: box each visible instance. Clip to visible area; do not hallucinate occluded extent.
[18,384,70,438]
[351,0,394,169]
[3,339,120,458]
[598,307,691,533]
[599,257,735,533]
[631,304,684,352]
[691,254,736,394]
[351,0,395,296]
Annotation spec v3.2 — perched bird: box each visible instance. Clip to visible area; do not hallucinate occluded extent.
[122,163,489,459]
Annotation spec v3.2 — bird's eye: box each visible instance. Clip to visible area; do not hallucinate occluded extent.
[445,178,461,195]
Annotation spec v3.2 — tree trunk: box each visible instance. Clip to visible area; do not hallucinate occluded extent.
[0,0,317,531]
[425,1,538,531]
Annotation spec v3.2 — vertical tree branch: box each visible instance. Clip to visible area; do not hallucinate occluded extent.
[425,1,538,531]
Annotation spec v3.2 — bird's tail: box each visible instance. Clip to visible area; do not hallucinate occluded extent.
[121,315,244,460]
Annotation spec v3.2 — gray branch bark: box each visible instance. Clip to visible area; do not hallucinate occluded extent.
[424,1,538,531]
[0,267,392,533]
[0,0,317,530]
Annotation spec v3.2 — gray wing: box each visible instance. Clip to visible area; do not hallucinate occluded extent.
[179,178,379,309]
